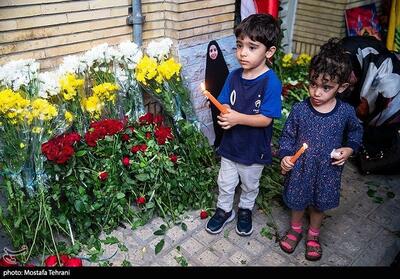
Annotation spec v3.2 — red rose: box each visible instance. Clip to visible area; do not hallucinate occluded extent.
[44,255,58,267]
[200,210,208,219]
[122,156,130,166]
[121,134,130,142]
[131,145,141,154]
[139,113,153,125]
[169,154,178,164]
[0,255,18,267]
[145,132,152,139]
[64,257,82,267]
[136,196,146,205]
[153,114,164,126]
[140,144,147,152]
[60,254,70,265]
[98,171,108,181]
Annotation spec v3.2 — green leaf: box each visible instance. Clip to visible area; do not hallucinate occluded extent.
[153,229,165,236]
[116,192,125,199]
[122,260,132,267]
[75,150,87,157]
[181,222,187,232]
[365,181,380,187]
[118,243,128,252]
[367,189,376,197]
[74,200,83,212]
[155,239,165,254]
[373,197,384,204]
[135,173,150,182]
[386,192,395,199]
[102,236,120,245]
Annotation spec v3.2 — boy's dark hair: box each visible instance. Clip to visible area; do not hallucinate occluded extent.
[234,13,281,49]
[309,38,352,84]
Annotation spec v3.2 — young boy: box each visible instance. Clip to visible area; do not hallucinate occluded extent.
[205,14,282,236]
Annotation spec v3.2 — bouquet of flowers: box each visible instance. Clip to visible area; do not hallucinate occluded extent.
[135,38,199,128]
[114,41,145,121]
[0,59,66,194]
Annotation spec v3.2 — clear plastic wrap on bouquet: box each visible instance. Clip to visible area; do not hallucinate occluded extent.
[117,81,145,121]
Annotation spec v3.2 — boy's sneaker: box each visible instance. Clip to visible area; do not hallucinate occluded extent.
[236,208,253,236]
[205,208,235,234]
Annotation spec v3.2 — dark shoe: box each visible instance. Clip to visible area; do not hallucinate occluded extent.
[236,208,253,236]
[205,208,235,234]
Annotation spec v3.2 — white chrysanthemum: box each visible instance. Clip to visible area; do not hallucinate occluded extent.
[38,71,60,99]
[146,38,173,61]
[0,59,39,91]
[59,55,83,75]
[82,43,120,67]
[117,41,143,69]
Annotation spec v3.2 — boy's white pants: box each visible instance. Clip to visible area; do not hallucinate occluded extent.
[217,157,264,212]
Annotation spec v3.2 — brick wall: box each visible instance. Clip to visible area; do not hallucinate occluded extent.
[0,0,133,70]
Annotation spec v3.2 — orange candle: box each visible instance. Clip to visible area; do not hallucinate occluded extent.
[201,83,228,114]
[290,143,308,164]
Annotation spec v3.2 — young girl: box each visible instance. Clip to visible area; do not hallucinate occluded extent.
[278,38,363,261]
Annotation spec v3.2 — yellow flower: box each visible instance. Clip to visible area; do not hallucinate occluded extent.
[157,58,181,80]
[65,111,73,123]
[32,127,43,134]
[135,55,158,83]
[20,143,25,148]
[92,83,118,103]
[84,95,103,119]
[31,99,58,121]
[282,53,293,68]
[295,53,311,66]
[60,73,84,101]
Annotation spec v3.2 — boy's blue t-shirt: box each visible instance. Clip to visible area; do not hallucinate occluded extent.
[217,68,282,165]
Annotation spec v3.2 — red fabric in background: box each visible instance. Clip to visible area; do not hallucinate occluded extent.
[254,0,279,18]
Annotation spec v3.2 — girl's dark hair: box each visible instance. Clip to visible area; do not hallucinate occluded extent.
[309,38,352,84]
[234,13,281,49]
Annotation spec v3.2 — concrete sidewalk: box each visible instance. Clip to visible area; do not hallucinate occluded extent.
[87,162,400,266]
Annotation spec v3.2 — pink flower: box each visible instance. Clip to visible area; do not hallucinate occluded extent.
[98,171,108,181]
[122,156,130,166]
[200,210,208,219]
[136,196,146,205]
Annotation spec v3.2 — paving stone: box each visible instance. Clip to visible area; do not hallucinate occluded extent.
[196,249,221,266]
[133,225,156,242]
[212,238,235,256]
[242,238,265,256]
[257,248,295,266]
[166,224,188,243]
[352,229,400,266]
[368,200,400,231]
[193,228,219,246]
[126,245,154,266]
[162,248,193,266]
[228,250,252,266]
[180,237,205,256]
